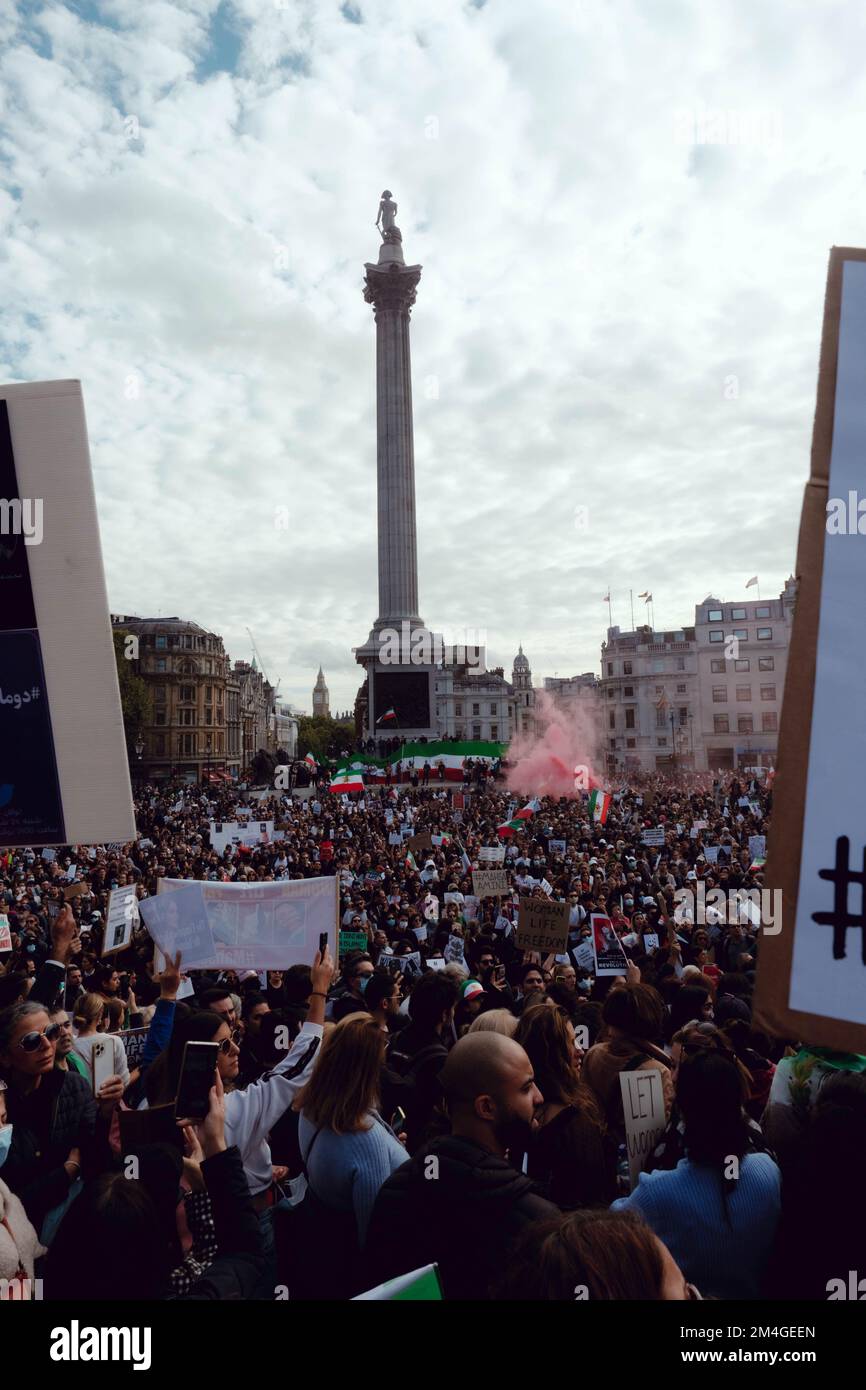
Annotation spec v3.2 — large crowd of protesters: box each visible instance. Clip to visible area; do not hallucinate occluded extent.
[0,762,864,1302]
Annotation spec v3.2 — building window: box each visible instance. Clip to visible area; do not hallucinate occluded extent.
[714,715,729,733]
[736,686,751,702]
[707,610,723,622]
[154,708,166,725]
[472,704,480,716]
[651,660,664,673]
[709,631,724,643]
[657,737,667,746]
[625,708,635,729]
[758,656,775,671]
[732,628,748,640]
[757,627,772,640]
[734,659,750,672]
[155,635,166,649]
[623,661,633,675]
[608,688,615,698]
[609,710,616,729]
[676,683,686,693]
[455,703,462,716]
[489,704,497,716]
[626,738,636,748]
[181,685,194,703]
[623,685,634,697]
[156,659,166,672]
[155,735,165,756]
[737,716,754,734]
[731,608,746,620]
[609,738,617,750]
[154,686,166,701]
[712,686,726,702]
[180,708,195,726]
[472,725,481,739]
[760,685,776,700]
[711,659,726,673]
[655,685,663,694]
[679,707,688,724]
[656,708,667,728]
[762,712,778,732]
[676,657,685,670]
[607,663,613,677]
[491,724,498,739]
[755,606,770,618]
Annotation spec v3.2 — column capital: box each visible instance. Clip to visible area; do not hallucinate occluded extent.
[363,261,422,318]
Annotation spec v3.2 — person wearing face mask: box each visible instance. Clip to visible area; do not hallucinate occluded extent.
[364,1032,558,1300]
[0,1081,45,1298]
[332,955,375,1022]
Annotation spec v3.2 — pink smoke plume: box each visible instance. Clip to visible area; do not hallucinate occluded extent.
[505,690,602,800]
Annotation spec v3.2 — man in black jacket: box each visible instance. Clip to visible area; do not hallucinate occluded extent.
[364,1032,558,1299]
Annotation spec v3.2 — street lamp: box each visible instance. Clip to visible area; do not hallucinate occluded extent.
[134,737,144,782]
[669,710,677,768]
[205,733,212,786]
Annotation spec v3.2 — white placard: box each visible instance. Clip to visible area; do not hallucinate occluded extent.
[140,876,338,970]
[103,884,139,956]
[478,845,506,865]
[0,381,136,847]
[619,1068,666,1189]
[590,913,628,976]
[641,828,665,847]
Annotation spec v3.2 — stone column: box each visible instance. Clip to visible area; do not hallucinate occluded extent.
[364,250,423,627]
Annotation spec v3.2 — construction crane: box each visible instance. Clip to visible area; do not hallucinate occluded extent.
[246,627,281,699]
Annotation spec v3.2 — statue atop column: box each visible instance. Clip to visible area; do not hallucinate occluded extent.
[376,189,402,244]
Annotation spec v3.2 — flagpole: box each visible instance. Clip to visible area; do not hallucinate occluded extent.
[606,590,612,630]
[629,589,635,631]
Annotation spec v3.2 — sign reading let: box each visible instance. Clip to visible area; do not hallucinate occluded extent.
[515,898,570,955]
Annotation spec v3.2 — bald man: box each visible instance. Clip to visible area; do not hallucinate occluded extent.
[363,1033,558,1299]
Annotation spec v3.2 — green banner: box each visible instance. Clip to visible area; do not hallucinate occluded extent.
[339,930,368,955]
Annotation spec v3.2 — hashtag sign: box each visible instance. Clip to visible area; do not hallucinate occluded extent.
[812,836,866,964]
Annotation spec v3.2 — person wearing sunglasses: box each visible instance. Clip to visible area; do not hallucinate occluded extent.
[0,1000,121,1241]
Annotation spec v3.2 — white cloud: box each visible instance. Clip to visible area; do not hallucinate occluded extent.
[0,0,856,710]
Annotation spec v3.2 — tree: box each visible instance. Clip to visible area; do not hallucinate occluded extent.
[113,630,152,757]
[298,716,355,763]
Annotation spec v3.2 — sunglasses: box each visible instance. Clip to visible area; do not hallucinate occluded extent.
[217,1030,240,1055]
[18,1022,61,1052]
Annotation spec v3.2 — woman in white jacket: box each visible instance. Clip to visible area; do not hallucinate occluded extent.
[71,993,130,1091]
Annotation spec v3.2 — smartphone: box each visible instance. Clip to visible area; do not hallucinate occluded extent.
[318,931,329,956]
[175,1041,219,1120]
[90,1037,116,1098]
[119,1102,185,1154]
[494,964,506,984]
[390,1106,407,1133]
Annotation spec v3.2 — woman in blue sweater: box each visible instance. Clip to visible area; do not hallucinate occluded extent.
[292,1013,407,1298]
[612,1048,781,1299]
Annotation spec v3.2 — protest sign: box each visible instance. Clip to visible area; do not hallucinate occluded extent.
[540,878,554,897]
[408,831,433,854]
[426,957,446,971]
[444,934,465,964]
[339,930,368,956]
[103,885,139,956]
[754,249,866,1052]
[749,835,767,861]
[422,897,439,922]
[704,846,720,864]
[0,914,11,952]
[575,938,595,973]
[63,880,88,901]
[452,793,465,810]
[548,839,566,855]
[462,895,479,921]
[0,382,136,848]
[642,933,660,952]
[516,898,570,955]
[478,845,506,865]
[619,1069,666,1189]
[590,913,628,976]
[472,869,509,899]
[413,924,428,943]
[388,832,402,846]
[641,828,665,847]
[41,847,56,862]
[141,876,338,971]
[392,951,423,979]
[118,1027,149,1073]
[443,892,463,905]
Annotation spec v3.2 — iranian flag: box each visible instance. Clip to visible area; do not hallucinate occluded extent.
[304,753,318,770]
[406,849,419,872]
[377,708,397,725]
[514,799,541,820]
[497,817,524,837]
[330,771,364,794]
[588,789,611,825]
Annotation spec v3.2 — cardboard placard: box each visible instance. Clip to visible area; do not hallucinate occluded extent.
[754,248,866,1052]
[515,898,570,955]
[549,839,567,855]
[641,828,665,847]
[590,912,628,976]
[408,831,433,854]
[63,880,88,901]
[472,869,509,899]
[619,1068,666,1189]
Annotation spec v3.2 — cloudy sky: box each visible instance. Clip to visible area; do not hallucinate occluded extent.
[2,0,863,712]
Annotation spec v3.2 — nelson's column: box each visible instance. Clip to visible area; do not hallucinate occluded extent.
[354,191,437,746]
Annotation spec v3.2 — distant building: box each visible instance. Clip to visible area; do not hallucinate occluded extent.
[270,699,299,760]
[543,672,603,750]
[600,624,699,774]
[110,616,230,782]
[511,646,536,737]
[312,667,330,719]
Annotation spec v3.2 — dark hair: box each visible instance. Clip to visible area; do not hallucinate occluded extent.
[515,1004,602,1122]
[47,1170,172,1300]
[145,1009,225,1106]
[364,968,400,1013]
[242,992,268,1020]
[283,964,312,1005]
[494,1209,667,1301]
[601,982,665,1043]
[198,986,234,1011]
[93,962,120,991]
[0,973,29,1011]
[519,960,545,986]
[676,1049,749,1166]
[407,971,460,1031]
[667,983,712,1041]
